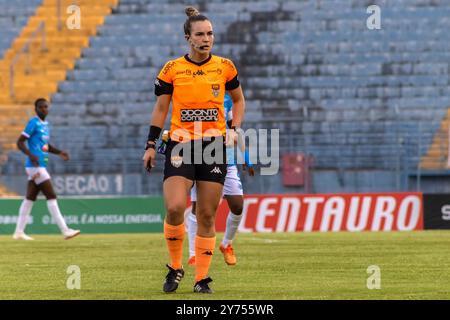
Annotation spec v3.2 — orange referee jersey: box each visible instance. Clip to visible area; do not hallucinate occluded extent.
[155,54,240,142]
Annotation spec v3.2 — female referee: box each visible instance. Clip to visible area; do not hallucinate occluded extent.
[142,7,245,294]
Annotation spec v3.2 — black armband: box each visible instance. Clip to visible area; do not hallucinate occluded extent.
[154,78,174,96]
[225,75,240,91]
[147,125,162,143]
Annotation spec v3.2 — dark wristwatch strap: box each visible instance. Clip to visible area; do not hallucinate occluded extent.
[145,142,156,150]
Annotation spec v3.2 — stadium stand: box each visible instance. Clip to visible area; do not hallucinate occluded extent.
[0,0,118,193]
[0,0,118,104]
[1,0,450,195]
[0,0,42,194]
[0,0,40,58]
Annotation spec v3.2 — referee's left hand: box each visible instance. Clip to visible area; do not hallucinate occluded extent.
[143,148,156,173]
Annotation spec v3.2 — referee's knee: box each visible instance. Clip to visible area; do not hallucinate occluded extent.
[165,203,185,222]
[197,214,215,230]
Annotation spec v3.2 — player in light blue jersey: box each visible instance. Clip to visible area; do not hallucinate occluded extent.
[13,98,80,241]
[186,92,255,266]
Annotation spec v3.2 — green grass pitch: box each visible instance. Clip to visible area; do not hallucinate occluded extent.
[0,231,449,299]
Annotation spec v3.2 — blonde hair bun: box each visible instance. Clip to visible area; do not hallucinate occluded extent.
[185,6,200,17]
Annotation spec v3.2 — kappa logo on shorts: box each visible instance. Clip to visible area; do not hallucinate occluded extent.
[171,155,183,168]
[210,167,222,174]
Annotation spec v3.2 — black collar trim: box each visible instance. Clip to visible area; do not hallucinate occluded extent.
[184,54,212,66]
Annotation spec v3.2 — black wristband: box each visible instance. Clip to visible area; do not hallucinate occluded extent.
[147,125,162,143]
[145,142,156,150]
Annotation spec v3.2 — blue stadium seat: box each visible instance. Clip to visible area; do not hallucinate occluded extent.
[0,0,41,58]
[27,0,450,177]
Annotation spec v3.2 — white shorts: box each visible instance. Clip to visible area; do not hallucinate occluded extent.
[25,167,51,185]
[190,165,243,202]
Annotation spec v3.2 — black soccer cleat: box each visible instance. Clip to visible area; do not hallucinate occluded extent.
[193,277,213,294]
[163,264,184,293]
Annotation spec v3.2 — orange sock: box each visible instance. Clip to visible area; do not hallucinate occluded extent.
[164,221,185,270]
[195,235,216,282]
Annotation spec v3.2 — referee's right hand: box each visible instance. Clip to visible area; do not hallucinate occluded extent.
[142,147,156,173]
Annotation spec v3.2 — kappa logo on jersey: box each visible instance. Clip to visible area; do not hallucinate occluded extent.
[221,59,235,70]
[171,156,183,168]
[162,62,176,75]
[211,84,220,97]
[155,79,161,87]
[210,167,222,174]
[193,70,206,77]
[180,108,219,122]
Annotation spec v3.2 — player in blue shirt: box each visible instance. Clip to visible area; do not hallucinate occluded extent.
[186,92,255,266]
[13,98,80,241]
